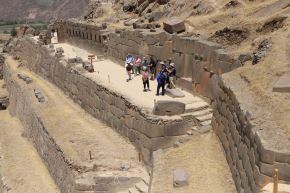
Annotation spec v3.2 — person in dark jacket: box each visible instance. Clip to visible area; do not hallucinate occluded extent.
[149,56,157,80]
[156,70,168,96]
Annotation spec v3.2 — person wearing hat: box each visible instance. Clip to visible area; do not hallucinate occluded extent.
[167,63,176,89]
[148,56,157,80]
[141,66,150,91]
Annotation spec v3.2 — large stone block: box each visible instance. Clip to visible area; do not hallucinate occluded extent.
[153,100,185,116]
[273,74,290,93]
[173,168,188,187]
[163,19,186,34]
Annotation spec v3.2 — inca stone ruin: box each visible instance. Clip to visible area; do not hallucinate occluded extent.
[0,0,290,193]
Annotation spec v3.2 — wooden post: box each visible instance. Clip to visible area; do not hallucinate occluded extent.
[89,151,92,160]
[88,54,95,66]
[273,169,279,193]
[138,153,142,162]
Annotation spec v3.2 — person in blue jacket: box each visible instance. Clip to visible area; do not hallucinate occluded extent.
[156,69,168,96]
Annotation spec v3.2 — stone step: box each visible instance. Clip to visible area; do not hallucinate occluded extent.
[196,113,213,122]
[200,120,212,126]
[185,101,209,113]
[116,190,130,193]
[129,187,140,193]
[135,180,149,193]
[191,108,212,117]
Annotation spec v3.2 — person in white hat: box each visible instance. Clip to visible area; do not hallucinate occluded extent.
[167,63,176,89]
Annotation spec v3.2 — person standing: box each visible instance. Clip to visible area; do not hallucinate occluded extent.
[134,56,142,76]
[149,56,157,80]
[142,57,148,67]
[167,63,176,89]
[141,66,150,92]
[156,69,167,96]
[125,55,134,82]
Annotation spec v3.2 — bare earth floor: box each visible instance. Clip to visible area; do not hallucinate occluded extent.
[0,110,60,193]
[152,131,237,193]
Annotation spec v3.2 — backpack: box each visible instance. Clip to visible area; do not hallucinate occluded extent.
[142,71,149,80]
[126,63,133,71]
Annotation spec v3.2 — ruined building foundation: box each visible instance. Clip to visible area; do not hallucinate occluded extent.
[1,20,290,193]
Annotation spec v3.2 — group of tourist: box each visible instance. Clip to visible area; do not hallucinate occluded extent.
[125,54,176,96]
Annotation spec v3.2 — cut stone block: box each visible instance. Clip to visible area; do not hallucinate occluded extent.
[135,180,148,193]
[34,89,45,103]
[197,125,212,134]
[165,88,185,98]
[273,74,290,93]
[153,100,185,116]
[17,73,33,84]
[173,168,188,187]
[163,19,186,34]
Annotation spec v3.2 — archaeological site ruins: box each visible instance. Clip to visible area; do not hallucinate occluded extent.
[0,0,290,193]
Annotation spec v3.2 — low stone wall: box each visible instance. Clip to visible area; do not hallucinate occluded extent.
[11,37,197,165]
[0,54,4,79]
[53,21,241,99]
[3,63,76,193]
[211,74,290,193]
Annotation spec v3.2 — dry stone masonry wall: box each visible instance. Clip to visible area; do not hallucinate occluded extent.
[53,21,241,99]
[52,21,290,193]
[3,63,76,193]
[211,74,290,193]
[10,38,197,165]
[5,20,290,193]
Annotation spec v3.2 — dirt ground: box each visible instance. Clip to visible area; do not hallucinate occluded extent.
[0,110,60,193]
[5,55,148,179]
[152,131,237,193]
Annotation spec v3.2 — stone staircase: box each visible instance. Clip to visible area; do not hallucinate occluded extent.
[116,179,149,193]
[184,98,213,127]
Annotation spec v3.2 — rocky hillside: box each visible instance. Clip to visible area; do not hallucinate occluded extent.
[0,0,89,21]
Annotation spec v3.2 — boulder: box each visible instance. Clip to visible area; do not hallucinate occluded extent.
[173,168,188,187]
[17,73,33,84]
[34,89,45,103]
[163,19,186,34]
[153,100,185,116]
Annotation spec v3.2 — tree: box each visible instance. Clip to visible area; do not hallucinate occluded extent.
[10,26,17,37]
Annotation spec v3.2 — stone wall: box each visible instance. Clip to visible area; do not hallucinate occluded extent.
[210,74,290,193]
[3,63,76,193]
[11,37,197,165]
[0,54,4,79]
[16,21,290,193]
[53,21,241,99]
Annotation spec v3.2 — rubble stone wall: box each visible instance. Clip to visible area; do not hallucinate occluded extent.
[210,74,290,193]
[3,63,76,193]
[54,21,241,99]
[12,38,197,165]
